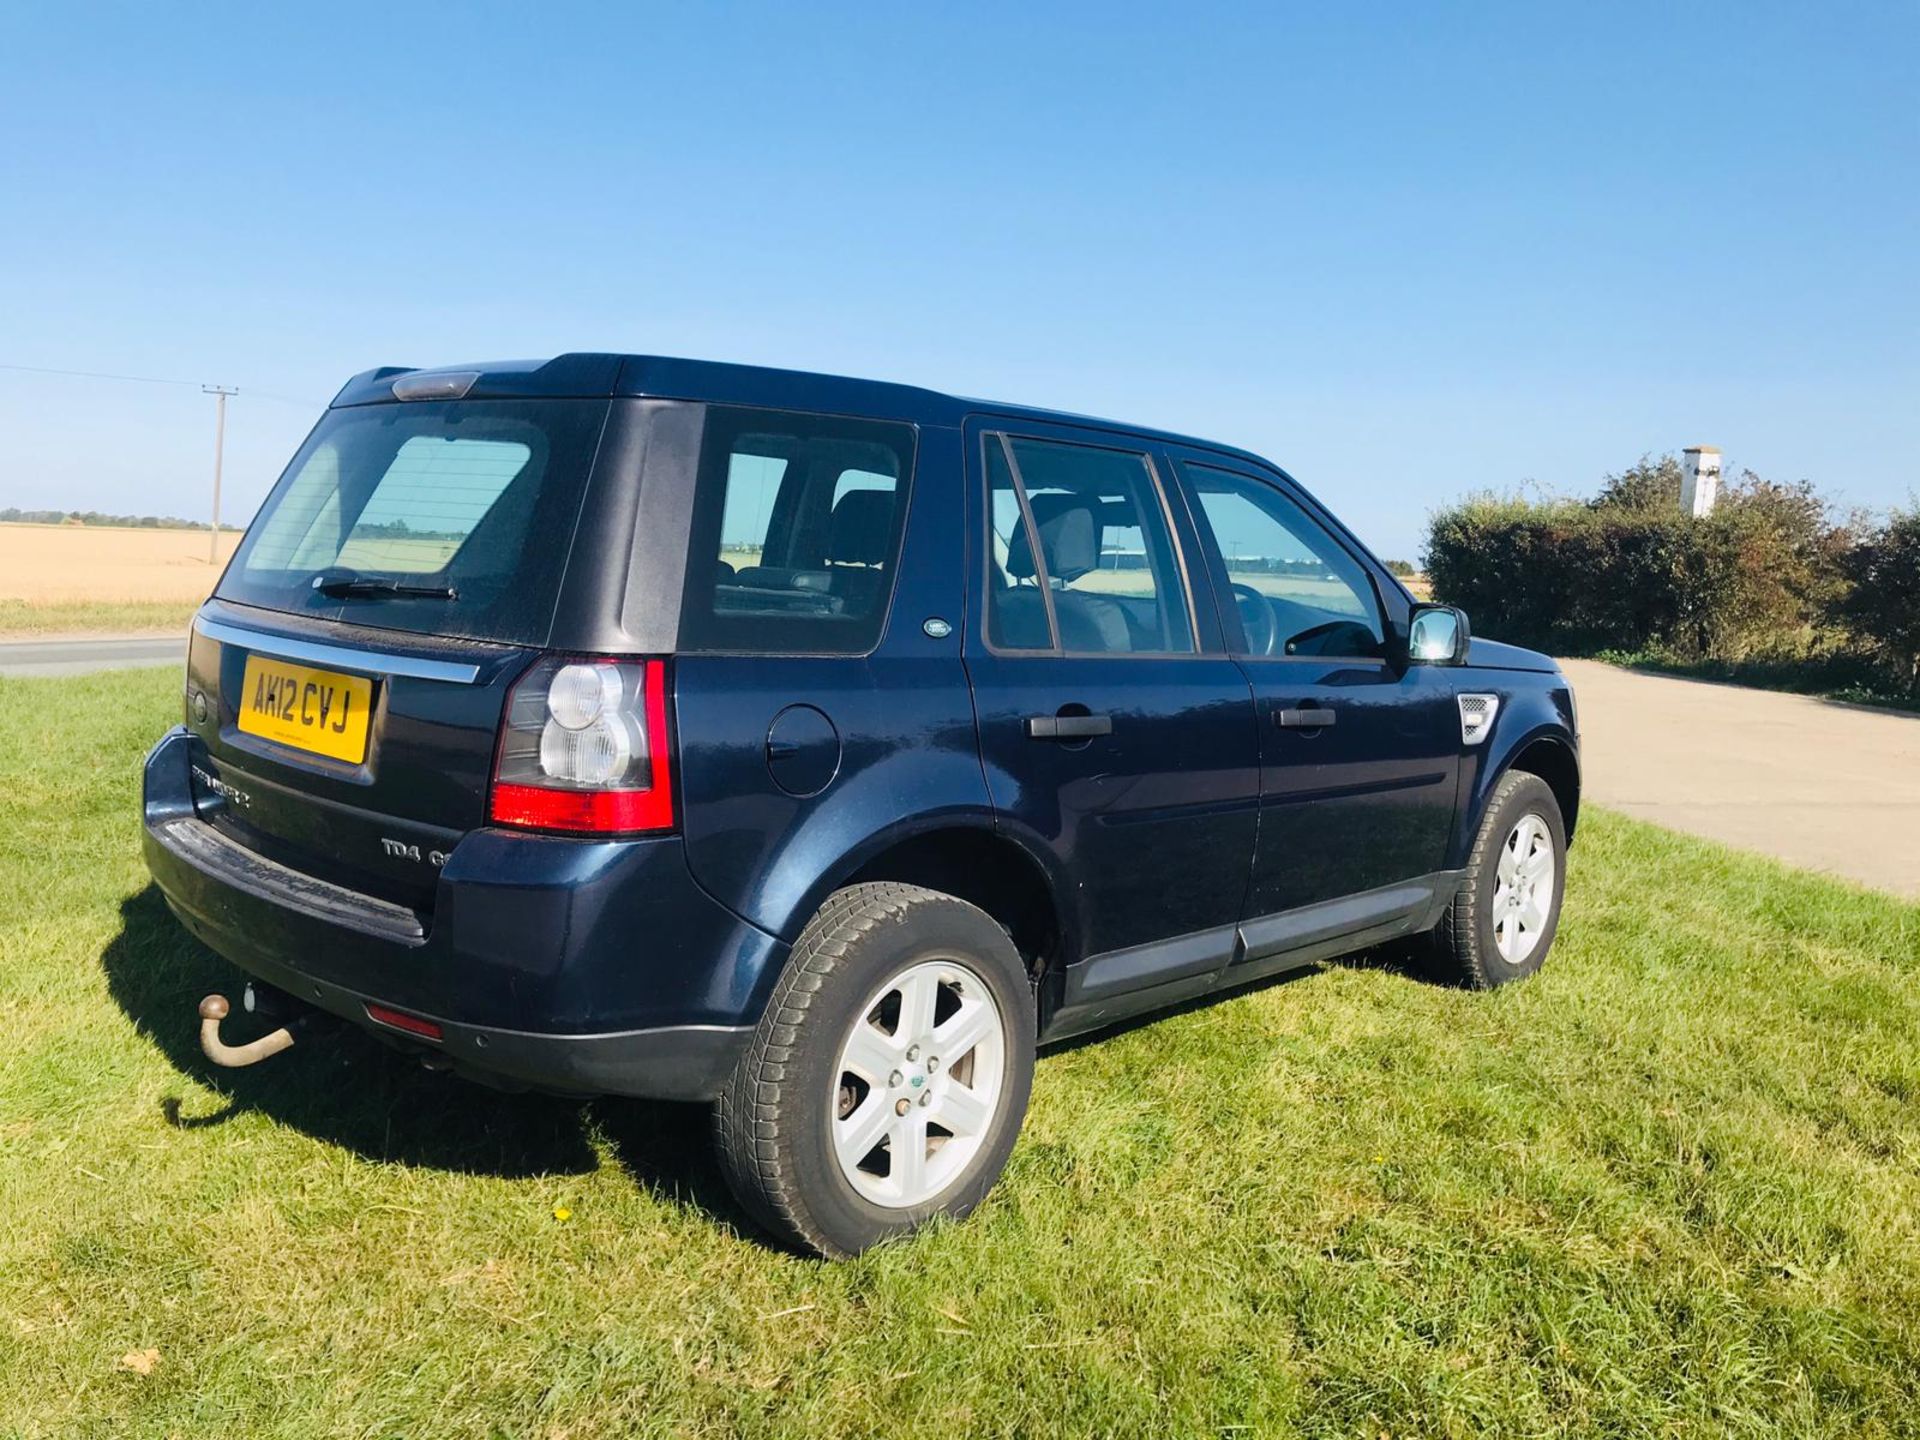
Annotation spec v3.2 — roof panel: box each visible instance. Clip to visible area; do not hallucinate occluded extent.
[331,352,1273,468]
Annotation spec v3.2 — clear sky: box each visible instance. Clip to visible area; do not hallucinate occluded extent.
[1,1,1913,561]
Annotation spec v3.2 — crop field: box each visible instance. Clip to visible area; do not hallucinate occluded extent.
[0,524,238,636]
[3,668,1918,1438]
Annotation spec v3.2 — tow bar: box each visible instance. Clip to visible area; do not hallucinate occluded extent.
[197,990,317,1068]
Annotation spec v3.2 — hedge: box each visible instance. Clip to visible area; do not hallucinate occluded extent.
[1423,462,1916,695]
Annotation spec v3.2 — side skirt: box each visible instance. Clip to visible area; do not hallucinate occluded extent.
[1041,871,1461,1043]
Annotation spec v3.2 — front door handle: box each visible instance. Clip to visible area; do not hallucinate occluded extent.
[1026,713,1113,740]
[1276,706,1336,729]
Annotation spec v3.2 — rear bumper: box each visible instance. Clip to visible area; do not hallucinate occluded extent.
[141,727,777,1100]
[167,927,751,1100]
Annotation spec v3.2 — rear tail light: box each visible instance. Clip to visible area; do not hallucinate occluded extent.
[489,656,674,834]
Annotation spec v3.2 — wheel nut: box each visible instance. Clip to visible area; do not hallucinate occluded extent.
[926,1057,940,1072]
[889,1070,903,1087]
[906,1045,920,1061]
[895,1098,911,1116]
[917,1091,931,1107]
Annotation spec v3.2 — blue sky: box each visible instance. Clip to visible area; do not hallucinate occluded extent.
[1,1,1913,561]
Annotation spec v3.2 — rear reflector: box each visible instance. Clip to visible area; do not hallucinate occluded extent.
[489,782,673,833]
[365,1003,443,1041]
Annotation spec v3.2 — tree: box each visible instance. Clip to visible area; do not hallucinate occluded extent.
[1844,507,1920,693]
[1591,456,1685,512]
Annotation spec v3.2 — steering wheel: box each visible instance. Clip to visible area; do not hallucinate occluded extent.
[1229,583,1279,656]
[1282,618,1378,658]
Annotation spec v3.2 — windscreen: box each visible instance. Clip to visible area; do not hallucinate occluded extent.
[218,399,609,644]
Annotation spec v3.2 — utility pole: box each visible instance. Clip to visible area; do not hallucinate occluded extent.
[202,385,238,564]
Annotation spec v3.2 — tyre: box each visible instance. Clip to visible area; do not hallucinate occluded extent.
[1430,770,1567,989]
[713,882,1037,1257]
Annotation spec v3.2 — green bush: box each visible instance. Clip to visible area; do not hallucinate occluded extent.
[1424,460,1852,664]
[1843,507,1920,695]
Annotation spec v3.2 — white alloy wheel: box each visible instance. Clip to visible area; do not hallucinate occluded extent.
[830,957,1008,1209]
[1491,811,1556,964]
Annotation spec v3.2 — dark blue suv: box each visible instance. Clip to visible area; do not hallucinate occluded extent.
[143,354,1580,1255]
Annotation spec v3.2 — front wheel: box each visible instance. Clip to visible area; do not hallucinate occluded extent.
[1430,770,1568,988]
[713,882,1036,1257]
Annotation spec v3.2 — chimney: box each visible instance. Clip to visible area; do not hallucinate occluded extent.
[1681,446,1722,517]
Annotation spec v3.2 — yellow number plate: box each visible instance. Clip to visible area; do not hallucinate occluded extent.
[237,656,373,763]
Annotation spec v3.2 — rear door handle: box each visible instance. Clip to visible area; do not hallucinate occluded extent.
[1276,706,1336,729]
[1026,713,1113,740]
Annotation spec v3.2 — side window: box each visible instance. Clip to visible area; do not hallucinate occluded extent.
[680,407,915,654]
[984,432,1195,655]
[1185,464,1384,659]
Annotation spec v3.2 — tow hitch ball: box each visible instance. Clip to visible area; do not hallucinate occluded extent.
[197,990,311,1068]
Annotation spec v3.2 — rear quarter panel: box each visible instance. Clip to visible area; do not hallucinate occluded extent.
[672,424,995,982]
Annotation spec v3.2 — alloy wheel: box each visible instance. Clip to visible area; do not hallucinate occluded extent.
[830,958,1008,1208]
[1491,811,1556,964]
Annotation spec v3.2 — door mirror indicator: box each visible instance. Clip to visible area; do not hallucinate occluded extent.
[1408,605,1470,665]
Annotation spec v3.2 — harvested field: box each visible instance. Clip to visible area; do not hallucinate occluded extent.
[0,522,238,606]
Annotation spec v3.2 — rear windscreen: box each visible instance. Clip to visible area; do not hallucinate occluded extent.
[218,399,609,644]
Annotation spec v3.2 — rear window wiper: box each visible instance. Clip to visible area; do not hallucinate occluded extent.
[310,570,458,601]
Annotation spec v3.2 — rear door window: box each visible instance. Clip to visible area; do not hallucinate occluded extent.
[679,406,915,654]
[983,432,1195,655]
[219,399,610,645]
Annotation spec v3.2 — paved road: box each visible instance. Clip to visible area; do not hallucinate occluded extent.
[0,634,184,678]
[1559,659,1920,898]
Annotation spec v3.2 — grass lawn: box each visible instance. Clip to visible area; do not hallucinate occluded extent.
[0,599,198,640]
[4,669,1919,1438]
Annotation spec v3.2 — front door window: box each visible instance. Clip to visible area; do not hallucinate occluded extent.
[1184,463,1383,659]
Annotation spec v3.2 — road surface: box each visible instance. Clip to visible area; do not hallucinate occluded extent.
[1559,658,1919,898]
[0,634,184,678]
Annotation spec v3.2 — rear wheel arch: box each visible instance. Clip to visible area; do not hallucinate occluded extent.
[838,825,1063,986]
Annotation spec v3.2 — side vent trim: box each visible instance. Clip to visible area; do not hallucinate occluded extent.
[1458,693,1500,746]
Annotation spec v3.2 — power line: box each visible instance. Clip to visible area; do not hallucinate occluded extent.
[0,361,200,388]
[4,361,323,549]
[0,361,322,408]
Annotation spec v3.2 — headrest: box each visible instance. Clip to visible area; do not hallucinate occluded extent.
[1007,493,1100,583]
[828,489,895,566]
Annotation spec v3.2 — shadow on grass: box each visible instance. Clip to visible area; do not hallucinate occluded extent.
[100,886,756,1235]
[100,885,1444,1240]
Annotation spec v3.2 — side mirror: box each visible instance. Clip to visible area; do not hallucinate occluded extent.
[1407,604,1470,665]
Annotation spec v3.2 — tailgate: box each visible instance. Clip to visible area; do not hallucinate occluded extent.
[181,602,535,913]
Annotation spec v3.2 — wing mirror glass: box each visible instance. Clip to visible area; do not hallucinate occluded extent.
[1408,604,1470,665]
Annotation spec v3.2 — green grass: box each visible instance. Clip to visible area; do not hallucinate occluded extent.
[0,598,198,639]
[1593,647,1920,716]
[4,669,1919,1438]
